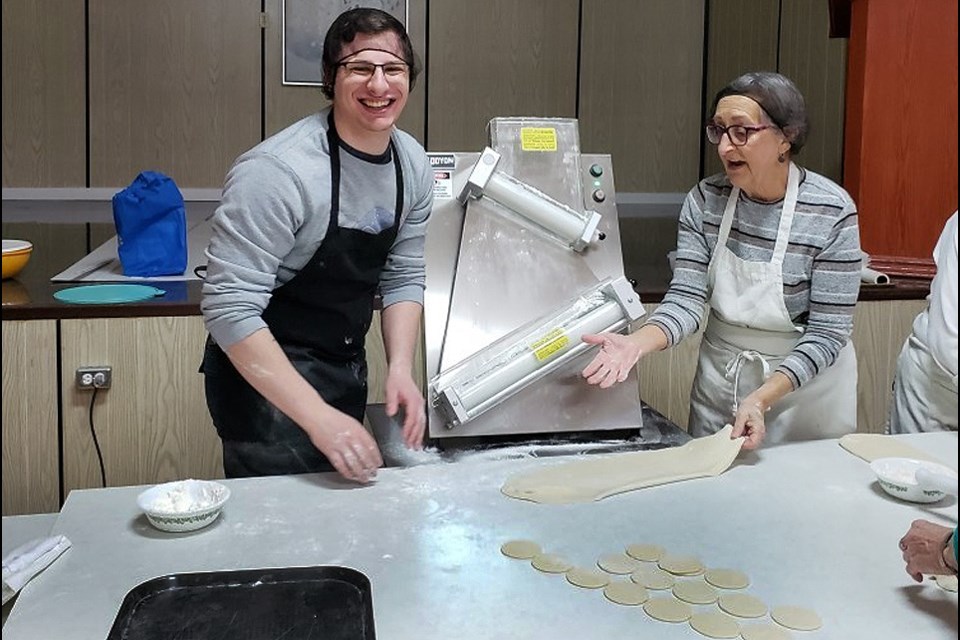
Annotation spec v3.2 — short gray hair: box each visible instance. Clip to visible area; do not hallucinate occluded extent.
[710,72,809,155]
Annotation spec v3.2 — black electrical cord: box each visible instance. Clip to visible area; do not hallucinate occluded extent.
[88,386,107,488]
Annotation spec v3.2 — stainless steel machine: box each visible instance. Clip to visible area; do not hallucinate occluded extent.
[424,118,646,442]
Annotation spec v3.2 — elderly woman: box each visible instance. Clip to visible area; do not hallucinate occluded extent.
[582,72,861,449]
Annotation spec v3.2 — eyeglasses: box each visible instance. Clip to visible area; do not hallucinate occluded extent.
[337,61,409,80]
[705,123,775,146]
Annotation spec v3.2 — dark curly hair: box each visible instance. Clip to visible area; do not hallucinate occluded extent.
[320,8,419,100]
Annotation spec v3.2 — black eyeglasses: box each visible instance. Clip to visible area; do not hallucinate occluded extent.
[337,61,409,80]
[705,123,775,146]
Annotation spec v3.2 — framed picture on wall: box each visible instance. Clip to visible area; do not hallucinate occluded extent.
[282,0,407,86]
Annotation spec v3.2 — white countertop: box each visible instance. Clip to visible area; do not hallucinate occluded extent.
[4,433,958,639]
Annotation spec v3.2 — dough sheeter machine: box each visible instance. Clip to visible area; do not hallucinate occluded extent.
[419,117,653,447]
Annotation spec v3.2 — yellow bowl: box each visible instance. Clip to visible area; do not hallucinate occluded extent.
[2,240,33,280]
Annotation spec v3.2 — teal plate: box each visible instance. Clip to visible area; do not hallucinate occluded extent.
[54,284,166,305]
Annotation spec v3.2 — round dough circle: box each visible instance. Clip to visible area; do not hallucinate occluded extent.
[630,567,676,590]
[717,593,768,618]
[625,543,665,562]
[643,597,693,623]
[672,579,719,605]
[704,567,750,590]
[531,553,572,573]
[565,566,611,589]
[603,581,649,605]
[597,552,640,574]
[740,623,794,640]
[771,605,822,631]
[500,539,541,559]
[689,612,740,639]
[935,574,958,592]
[659,554,705,576]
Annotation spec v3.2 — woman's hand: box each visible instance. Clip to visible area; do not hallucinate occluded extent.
[899,520,957,582]
[384,368,426,450]
[580,333,643,389]
[732,396,767,450]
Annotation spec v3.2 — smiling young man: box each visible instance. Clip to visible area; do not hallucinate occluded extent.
[201,9,433,482]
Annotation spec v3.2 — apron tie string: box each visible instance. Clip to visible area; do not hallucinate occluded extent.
[724,350,771,412]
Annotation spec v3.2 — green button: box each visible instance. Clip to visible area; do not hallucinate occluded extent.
[589,164,603,177]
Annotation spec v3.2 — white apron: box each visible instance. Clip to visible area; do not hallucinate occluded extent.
[889,311,959,433]
[688,163,858,444]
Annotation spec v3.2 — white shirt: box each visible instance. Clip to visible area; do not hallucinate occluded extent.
[920,211,958,377]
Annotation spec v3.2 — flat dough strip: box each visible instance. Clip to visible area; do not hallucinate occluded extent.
[838,433,950,467]
[502,426,744,504]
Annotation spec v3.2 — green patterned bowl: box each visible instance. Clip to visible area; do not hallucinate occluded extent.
[137,479,230,532]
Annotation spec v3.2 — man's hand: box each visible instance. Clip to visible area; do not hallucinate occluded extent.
[899,519,956,582]
[385,368,425,450]
[580,333,642,389]
[307,406,383,483]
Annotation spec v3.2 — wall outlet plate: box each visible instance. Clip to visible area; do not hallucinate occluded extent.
[76,366,112,389]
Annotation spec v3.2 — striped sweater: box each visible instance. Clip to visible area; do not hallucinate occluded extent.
[646,167,861,389]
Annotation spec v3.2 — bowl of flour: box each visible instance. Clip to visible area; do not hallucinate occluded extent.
[870,458,957,504]
[137,479,231,532]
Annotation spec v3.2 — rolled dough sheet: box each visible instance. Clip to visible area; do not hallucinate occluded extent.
[838,433,950,466]
[501,426,744,504]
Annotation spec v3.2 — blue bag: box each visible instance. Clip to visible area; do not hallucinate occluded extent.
[112,171,188,277]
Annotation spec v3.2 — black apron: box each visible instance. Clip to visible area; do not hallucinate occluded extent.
[203,114,404,476]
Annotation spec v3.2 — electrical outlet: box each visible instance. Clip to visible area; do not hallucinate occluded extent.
[76,366,112,390]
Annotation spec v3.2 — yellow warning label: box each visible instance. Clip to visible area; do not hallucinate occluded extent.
[529,328,564,350]
[532,335,570,362]
[520,127,558,152]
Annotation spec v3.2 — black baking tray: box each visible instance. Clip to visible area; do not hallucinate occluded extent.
[107,566,375,640]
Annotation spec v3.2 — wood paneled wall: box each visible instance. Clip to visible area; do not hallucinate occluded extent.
[87,0,262,189]
[2,0,847,195]
[1,0,85,187]
[60,317,223,494]
[844,0,958,257]
[704,0,847,183]
[2,321,60,515]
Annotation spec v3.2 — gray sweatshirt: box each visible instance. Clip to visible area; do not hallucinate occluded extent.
[202,108,434,348]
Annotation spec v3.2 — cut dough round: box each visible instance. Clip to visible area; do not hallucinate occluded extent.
[500,539,541,559]
[565,566,610,589]
[672,579,719,605]
[740,623,793,640]
[603,581,649,605]
[934,574,958,592]
[630,567,676,590]
[531,553,572,573]
[643,596,693,623]
[717,593,768,618]
[659,554,705,575]
[689,612,740,639]
[626,543,665,562]
[704,567,750,590]
[597,552,640,574]
[770,605,822,631]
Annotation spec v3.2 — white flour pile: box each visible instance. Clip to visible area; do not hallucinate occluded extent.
[149,480,224,514]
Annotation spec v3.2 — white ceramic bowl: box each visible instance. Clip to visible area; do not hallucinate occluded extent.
[137,479,230,532]
[869,457,958,503]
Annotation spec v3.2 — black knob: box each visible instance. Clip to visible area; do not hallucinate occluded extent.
[592,189,606,203]
[589,164,604,177]
[598,232,607,241]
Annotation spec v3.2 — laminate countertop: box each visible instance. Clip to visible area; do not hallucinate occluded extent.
[3,432,956,639]
[1,259,931,322]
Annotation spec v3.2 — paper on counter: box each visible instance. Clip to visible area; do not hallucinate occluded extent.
[2,535,72,604]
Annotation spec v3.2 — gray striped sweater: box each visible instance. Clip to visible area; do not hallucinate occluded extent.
[646,167,861,389]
